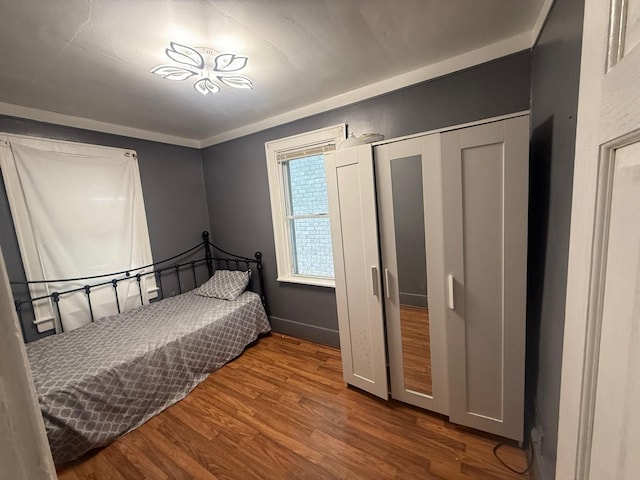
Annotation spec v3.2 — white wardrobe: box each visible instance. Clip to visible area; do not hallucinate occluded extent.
[325,114,529,442]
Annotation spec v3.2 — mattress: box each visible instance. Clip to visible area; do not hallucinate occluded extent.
[25,290,271,464]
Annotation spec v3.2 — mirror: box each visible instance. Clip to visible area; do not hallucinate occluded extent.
[390,155,432,396]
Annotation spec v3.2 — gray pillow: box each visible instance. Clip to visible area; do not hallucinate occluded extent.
[195,270,250,300]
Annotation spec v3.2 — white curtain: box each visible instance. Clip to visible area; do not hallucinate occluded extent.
[0,134,156,333]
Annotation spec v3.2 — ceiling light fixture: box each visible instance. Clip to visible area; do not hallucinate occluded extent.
[151,42,253,96]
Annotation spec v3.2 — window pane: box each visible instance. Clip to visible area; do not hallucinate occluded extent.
[286,154,329,215]
[290,217,334,277]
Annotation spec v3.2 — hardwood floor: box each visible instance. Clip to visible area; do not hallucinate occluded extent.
[57,333,530,480]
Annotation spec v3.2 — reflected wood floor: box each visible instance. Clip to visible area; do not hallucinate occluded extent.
[400,305,433,395]
[57,333,529,480]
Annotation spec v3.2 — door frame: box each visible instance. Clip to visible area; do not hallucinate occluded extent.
[0,246,57,479]
[556,0,640,477]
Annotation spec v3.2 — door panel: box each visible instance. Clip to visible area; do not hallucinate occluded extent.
[623,0,640,57]
[375,135,449,414]
[442,116,528,441]
[589,141,640,479]
[460,140,504,421]
[325,145,388,399]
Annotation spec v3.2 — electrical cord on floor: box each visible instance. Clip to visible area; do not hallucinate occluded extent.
[493,440,534,475]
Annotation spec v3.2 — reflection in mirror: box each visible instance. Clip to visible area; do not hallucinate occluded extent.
[390,155,432,396]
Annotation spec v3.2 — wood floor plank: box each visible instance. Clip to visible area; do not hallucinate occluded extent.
[57,333,530,479]
[143,425,221,480]
[204,424,291,480]
[321,416,432,476]
[101,443,147,480]
[240,431,342,480]
[154,412,265,480]
[309,429,398,479]
[113,440,170,480]
[126,428,195,480]
[165,397,221,441]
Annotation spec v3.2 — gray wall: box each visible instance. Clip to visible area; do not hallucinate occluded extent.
[528,0,585,478]
[0,116,210,342]
[202,51,532,346]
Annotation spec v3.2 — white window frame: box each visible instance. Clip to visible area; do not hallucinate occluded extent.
[265,124,346,287]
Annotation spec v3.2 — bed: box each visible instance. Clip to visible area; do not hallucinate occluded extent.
[12,232,271,464]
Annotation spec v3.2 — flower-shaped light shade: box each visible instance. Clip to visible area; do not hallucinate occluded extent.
[151,42,253,96]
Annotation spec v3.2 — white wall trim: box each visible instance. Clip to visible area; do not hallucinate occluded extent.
[555,0,609,478]
[0,32,534,149]
[0,102,201,148]
[532,0,556,45]
[276,276,335,288]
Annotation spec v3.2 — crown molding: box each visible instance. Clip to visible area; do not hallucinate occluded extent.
[532,0,555,45]
[200,30,532,147]
[0,102,201,148]
[0,12,553,150]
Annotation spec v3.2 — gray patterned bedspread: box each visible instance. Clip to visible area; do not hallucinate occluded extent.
[25,290,270,465]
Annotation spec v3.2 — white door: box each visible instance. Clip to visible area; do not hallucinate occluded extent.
[0,246,57,479]
[441,116,529,442]
[374,135,449,414]
[557,0,640,478]
[325,145,388,399]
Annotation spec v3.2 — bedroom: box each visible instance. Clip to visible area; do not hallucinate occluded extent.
[1,0,636,479]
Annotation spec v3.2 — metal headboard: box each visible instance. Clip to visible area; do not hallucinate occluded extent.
[10,231,267,341]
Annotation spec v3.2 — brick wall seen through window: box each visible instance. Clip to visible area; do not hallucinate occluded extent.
[286,154,334,278]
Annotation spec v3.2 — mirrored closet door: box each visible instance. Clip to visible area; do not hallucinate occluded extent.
[326,114,528,442]
[374,135,449,415]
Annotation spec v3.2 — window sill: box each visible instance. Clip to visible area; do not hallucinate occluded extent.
[33,316,55,333]
[277,276,335,288]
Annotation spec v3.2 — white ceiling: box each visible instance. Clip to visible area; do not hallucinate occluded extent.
[0,0,550,147]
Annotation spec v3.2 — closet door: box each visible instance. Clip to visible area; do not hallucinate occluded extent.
[375,135,449,414]
[325,145,388,399]
[441,116,529,441]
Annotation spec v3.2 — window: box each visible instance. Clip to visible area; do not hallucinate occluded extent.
[0,134,156,333]
[265,124,346,287]
[284,154,333,278]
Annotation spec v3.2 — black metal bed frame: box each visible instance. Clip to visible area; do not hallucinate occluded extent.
[11,231,267,341]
